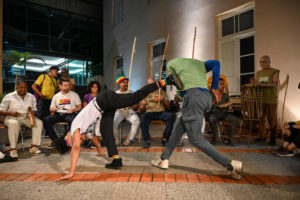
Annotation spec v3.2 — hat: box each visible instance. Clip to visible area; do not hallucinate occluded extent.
[116,74,128,85]
[49,66,59,71]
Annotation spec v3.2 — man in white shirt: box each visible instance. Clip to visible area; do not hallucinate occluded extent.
[113,75,140,145]
[43,79,82,143]
[0,80,43,158]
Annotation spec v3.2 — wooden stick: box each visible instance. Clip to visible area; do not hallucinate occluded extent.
[192,27,197,59]
[127,37,137,92]
[281,74,289,132]
[158,33,171,106]
[126,37,137,117]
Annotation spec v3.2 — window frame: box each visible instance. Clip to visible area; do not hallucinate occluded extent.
[218,5,255,95]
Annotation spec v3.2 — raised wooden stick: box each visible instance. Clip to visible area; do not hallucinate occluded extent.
[281,74,289,133]
[126,37,137,117]
[127,37,137,92]
[158,33,171,106]
[192,27,197,59]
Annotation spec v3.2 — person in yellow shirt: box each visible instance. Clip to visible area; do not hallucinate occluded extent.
[207,74,229,94]
[32,66,59,120]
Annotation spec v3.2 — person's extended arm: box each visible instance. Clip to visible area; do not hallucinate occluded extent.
[205,60,221,103]
[57,129,81,180]
[205,60,220,90]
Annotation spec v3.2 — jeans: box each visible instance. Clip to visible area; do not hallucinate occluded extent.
[43,113,76,142]
[37,99,51,121]
[161,88,230,168]
[140,111,176,141]
[208,111,238,139]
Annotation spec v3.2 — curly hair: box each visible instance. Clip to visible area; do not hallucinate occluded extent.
[53,136,71,154]
[87,81,101,94]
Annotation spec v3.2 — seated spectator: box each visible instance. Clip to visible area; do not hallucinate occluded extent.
[208,74,229,94]
[113,74,140,145]
[0,80,43,158]
[208,78,238,145]
[57,68,76,91]
[44,79,82,144]
[272,121,300,157]
[139,78,176,148]
[83,81,101,107]
[32,65,59,121]
[0,146,18,163]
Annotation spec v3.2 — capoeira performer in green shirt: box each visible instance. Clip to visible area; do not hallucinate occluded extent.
[151,58,243,180]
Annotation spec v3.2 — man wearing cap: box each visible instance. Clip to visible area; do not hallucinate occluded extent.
[32,66,59,120]
[113,74,140,145]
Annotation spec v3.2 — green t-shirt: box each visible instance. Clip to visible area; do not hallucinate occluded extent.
[167,58,207,92]
[256,68,279,104]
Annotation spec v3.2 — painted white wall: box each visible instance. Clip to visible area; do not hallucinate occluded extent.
[103,0,250,91]
[103,0,300,122]
[255,0,300,122]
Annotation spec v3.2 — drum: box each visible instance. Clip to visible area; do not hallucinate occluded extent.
[241,83,263,121]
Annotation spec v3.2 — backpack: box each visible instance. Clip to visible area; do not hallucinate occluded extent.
[33,74,45,103]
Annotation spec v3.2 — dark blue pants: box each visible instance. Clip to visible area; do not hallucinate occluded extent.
[43,113,76,142]
[140,111,176,141]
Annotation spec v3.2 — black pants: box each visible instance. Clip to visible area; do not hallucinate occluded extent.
[284,127,300,148]
[44,113,77,142]
[37,99,52,121]
[96,82,160,157]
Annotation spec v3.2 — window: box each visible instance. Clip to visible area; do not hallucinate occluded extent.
[113,0,123,26]
[222,9,254,37]
[240,36,255,86]
[149,40,166,80]
[218,5,255,95]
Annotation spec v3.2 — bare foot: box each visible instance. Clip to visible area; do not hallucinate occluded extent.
[56,173,74,181]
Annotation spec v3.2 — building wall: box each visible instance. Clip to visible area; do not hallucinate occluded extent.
[255,0,300,121]
[103,0,300,122]
[103,0,250,91]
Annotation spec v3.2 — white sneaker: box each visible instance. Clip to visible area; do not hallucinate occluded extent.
[151,158,169,169]
[229,160,243,180]
[10,149,18,158]
[123,138,131,146]
[29,146,41,154]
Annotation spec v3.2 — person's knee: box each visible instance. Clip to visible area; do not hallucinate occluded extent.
[208,114,217,123]
[131,118,140,126]
[34,118,43,129]
[141,113,150,122]
[6,120,20,127]
[188,135,206,146]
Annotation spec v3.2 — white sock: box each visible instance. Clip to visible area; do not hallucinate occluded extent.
[0,151,5,159]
